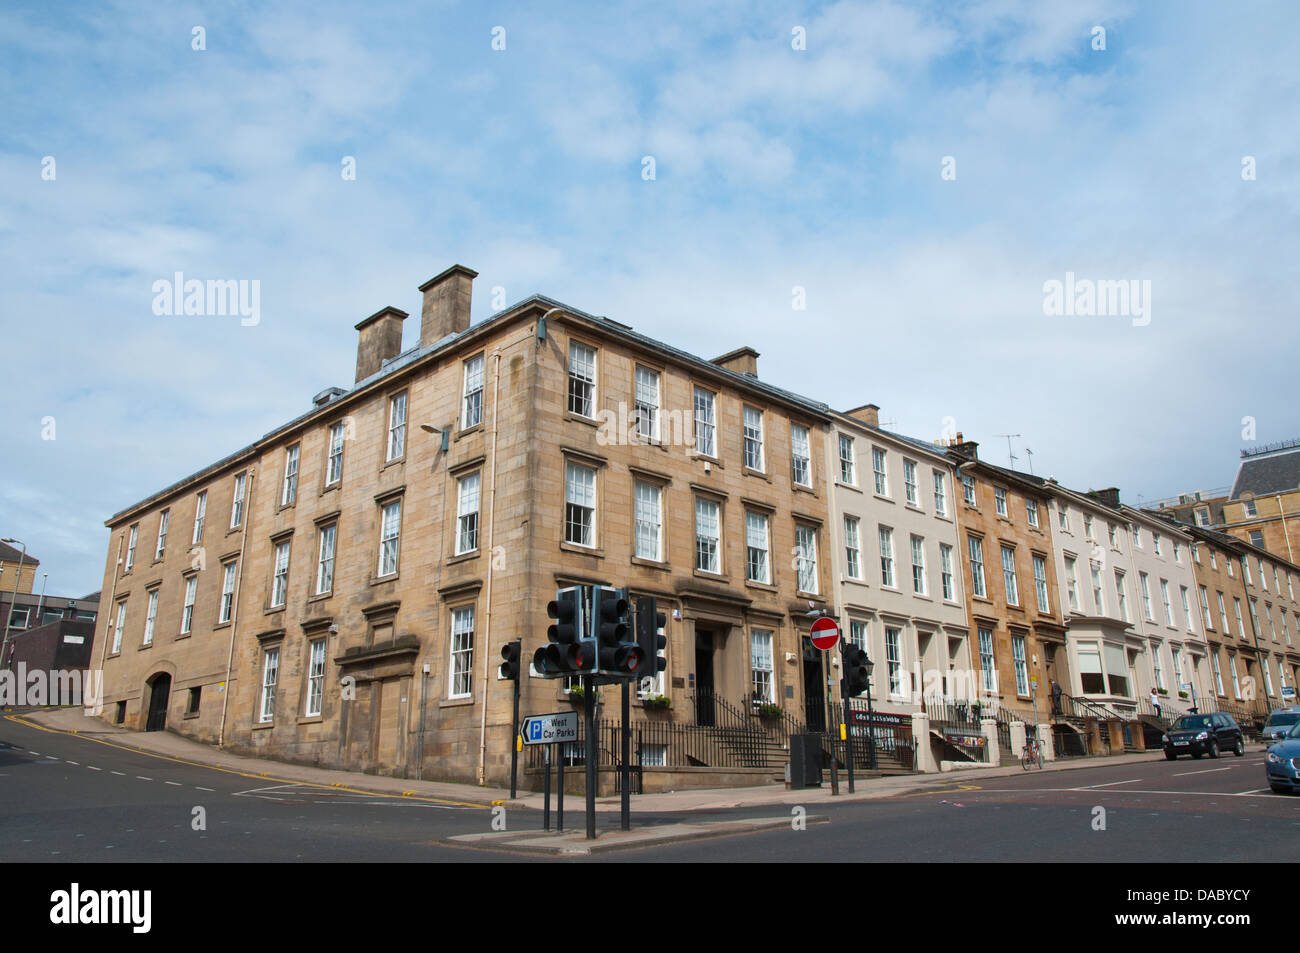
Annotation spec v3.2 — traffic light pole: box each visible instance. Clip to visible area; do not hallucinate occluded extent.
[584,674,597,840]
[509,668,520,800]
[841,671,855,794]
[620,679,631,831]
[823,650,839,796]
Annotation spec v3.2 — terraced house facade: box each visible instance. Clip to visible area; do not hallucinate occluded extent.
[96,265,843,789]
[942,440,1065,724]
[823,408,970,715]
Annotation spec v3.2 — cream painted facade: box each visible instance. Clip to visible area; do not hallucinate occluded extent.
[1044,483,1208,715]
[822,409,970,712]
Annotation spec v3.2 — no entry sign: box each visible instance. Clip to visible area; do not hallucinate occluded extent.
[810,616,839,651]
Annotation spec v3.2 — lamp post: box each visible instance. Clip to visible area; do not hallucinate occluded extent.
[0,538,27,672]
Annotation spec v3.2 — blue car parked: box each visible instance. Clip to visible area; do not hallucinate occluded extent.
[1265,723,1300,794]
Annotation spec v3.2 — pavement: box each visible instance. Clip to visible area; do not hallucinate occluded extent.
[14,704,1171,812]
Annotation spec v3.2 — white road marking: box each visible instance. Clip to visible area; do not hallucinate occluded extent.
[87,766,101,771]
[1074,778,1145,788]
[136,776,152,781]
[978,786,1279,798]
[195,786,214,792]
[66,761,78,765]
[1174,767,1231,776]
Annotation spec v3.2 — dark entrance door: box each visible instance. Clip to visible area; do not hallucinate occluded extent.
[803,641,825,732]
[145,673,171,732]
[695,630,715,726]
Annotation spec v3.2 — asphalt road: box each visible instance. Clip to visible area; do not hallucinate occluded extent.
[3,714,1296,862]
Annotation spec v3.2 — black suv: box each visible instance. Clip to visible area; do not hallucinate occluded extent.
[1163,712,1245,759]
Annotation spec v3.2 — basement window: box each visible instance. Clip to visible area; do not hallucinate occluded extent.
[187,687,201,715]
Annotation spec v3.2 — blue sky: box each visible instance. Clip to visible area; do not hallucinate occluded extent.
[2,0,1298,594]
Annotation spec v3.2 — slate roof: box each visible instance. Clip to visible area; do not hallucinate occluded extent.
[1231,445,1300,497]
[0,541,38,565]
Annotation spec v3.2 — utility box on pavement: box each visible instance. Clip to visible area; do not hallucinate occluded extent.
[789,734,822,789]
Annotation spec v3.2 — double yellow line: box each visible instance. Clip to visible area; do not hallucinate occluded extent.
[2,713,498,809]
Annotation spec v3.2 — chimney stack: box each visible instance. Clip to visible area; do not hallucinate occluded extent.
[1091,487,1122,509]
[354,306,408,383]
[710,346,759,377]
[845,404,880,428]
[418,264,477,346]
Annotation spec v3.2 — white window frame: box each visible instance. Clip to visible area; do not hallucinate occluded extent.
[181,576,197,634]
[940,543,955,601]
[791,424,812,487]
[843,515,860,580]
[1002,545,1019,606]
[634,365,659,441]
[305,638,327,717]
[743,406,765,471]
[386,391,407,461]
[281,446,300,507]
[568,341,597,419]
[155,509,169,560]
[126,523,138,571]
[969,535,986,599]
[271,540,290,608]
[693,387,716,457]
[796,525,818,594]
[450,606,475,698]
[192,490,207,545]
[695,498,721,573]
[456,472,481,555]
[379,500,402,576]
[751,629,775,704]
[904,460,918,506]
[745,510,770,584]
[219,562,237,623]
[564,462,597,548]
[1033,554,1050,612]
[880,526,896,589]
[635,480,663,562]
[143,589,158,646]
[316,524,337,595]
[112,601,126,654]
[326,423,345,486]
[933,471,947,516]
[872,447,888,496]
[231,472,247,527]
[838,434,855,485]
[462,354,485,430]
[994,487,1008,517]
[259,647,279,722]
[910,534,927,595]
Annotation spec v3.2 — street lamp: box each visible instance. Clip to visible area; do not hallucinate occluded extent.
[419,423,450,452]
[1,538,26,671]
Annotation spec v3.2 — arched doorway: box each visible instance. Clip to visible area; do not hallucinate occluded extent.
[145,673,171,732]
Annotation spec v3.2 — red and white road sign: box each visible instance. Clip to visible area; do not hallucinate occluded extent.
[810,616,839,651]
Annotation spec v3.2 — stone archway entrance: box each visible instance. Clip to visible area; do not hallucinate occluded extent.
[145,672,171,732]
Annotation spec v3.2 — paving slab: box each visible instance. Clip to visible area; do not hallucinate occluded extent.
[447,814,828,854]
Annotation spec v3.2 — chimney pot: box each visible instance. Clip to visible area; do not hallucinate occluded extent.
[354,306,408,383]
[418,264,477,346]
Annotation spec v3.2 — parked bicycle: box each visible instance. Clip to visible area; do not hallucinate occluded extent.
[1021,735,1044,770]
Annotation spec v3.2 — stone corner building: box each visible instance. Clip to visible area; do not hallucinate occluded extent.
[96,265,840,788]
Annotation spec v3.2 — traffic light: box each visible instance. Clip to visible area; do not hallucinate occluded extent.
[534,586,592,677]
[499,639,521,680]
[592,585,641,677]
[842,643,871,698]
[635,596,667,686]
